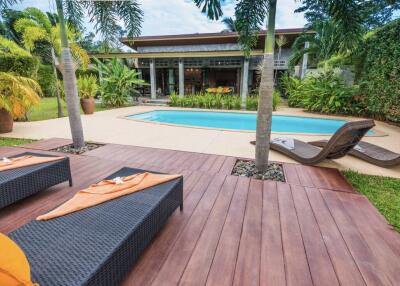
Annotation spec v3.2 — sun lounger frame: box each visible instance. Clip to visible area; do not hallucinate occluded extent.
[0,152,72,209]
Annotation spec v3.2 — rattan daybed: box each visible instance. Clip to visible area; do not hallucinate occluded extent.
[0,152,72,209]
[9,167,183,286]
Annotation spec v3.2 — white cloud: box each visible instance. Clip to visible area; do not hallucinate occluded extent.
[275,0,308,28]
[11,0,307,36]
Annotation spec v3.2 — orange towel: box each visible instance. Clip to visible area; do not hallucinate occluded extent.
[0,155,64,172]
[37,172,181,221]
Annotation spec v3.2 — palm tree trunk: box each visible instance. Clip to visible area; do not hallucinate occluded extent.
[255,0,277,172]
[51,50,64,118]
[55,0,84,148]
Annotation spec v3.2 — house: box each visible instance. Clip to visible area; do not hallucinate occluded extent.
[94,28,311,101]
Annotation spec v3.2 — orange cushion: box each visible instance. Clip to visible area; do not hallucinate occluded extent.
[0,233,38,286]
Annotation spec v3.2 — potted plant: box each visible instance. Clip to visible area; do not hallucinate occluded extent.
[77,75,98,114]
[0,72,41,133]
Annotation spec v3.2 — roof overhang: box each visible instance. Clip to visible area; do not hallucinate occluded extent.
[91,50,264,59]
[121,28,312,50]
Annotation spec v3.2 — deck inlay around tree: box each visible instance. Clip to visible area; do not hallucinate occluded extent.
[0,138,399,286]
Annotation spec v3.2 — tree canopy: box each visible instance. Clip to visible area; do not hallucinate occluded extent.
[296,0,400,29]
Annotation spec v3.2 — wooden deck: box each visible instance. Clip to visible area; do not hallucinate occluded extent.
[1,138,399,286]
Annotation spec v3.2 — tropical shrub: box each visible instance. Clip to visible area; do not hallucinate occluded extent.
[355,19,400,122]
[246,96,258,111]
[93,58,147,107]
[0,72,41,119]
[37,64,56,97]
[168,93,280,111]
[272,90,281,111]
[0,36,31,56]
[281,74,304,107]
[283,68,360,114]
[77,75,98,99]
[0,55,39,78]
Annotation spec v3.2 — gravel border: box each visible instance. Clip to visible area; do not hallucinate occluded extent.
[231,159,286,182]
[50,142,104,155]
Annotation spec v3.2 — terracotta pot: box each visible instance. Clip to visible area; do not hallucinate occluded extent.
[80,97,95,115]
[0,108,13,133]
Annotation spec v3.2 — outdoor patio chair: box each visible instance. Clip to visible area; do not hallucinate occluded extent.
[252,120,375,165]
[9,167,183,286]
[0,152,72,209]
[309,140,400,167]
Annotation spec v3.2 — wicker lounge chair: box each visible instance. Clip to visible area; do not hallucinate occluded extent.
[261,120,375,165]
[9,167,183,286]
[309,140,400,167]
[0,152,72,209]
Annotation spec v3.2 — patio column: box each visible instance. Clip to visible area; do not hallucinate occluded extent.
[150,58,156,99]
[168,68,175,95]
[301,41,309,79]
[178,59,184,98]
[240,57,250,109]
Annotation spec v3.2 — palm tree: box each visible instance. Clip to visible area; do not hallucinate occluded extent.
[288,20,345,68]
[194,0,277,172]
[1,0,143,149]
[221,17,237,32]
[14,7,90,118]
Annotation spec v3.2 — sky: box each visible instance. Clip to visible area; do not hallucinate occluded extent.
[13,0,307,37]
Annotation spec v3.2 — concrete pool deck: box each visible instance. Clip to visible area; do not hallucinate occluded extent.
[4,105,400,178]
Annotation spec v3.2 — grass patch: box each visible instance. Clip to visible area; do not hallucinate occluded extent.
[27,97,131,121]
[0,137,35,146]
[343,170,400,232]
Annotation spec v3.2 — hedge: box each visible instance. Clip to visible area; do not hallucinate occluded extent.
[0,55,39,78]
[37,64,57,97]
[356,19,400,122]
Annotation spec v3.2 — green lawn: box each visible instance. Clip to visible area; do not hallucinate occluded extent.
[343,170,400,232]
[27,97,129,121]
[0,137,36,146]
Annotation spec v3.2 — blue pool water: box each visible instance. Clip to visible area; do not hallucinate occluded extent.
[128,110,352,134]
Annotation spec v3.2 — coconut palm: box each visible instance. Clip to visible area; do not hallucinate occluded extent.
[1,0,143,148]
[14,7,90,118]
[195,0,277,172]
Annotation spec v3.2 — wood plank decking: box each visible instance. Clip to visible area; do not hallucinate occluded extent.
[1,138,399,286]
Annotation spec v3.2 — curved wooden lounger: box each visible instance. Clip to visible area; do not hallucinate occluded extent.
[309,140,400,167]
[252,120,375,165]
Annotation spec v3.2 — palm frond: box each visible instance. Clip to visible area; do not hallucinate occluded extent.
[235,0,267,56]
[69,42,90,69]
[193,0,223,20]
[0,0,18,9]
[0,35,31,56]
[221,17,236,32]
[82,0,143,45]
[0,71,41,118]
[23,7,52,32]
[114,0,143,38]
[62,0,84,30]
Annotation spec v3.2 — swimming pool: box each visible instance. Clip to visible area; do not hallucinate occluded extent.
[128,110,354,134]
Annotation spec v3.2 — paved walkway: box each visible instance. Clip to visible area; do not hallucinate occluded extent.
[5,106,400,177]
[1,139,399,285]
